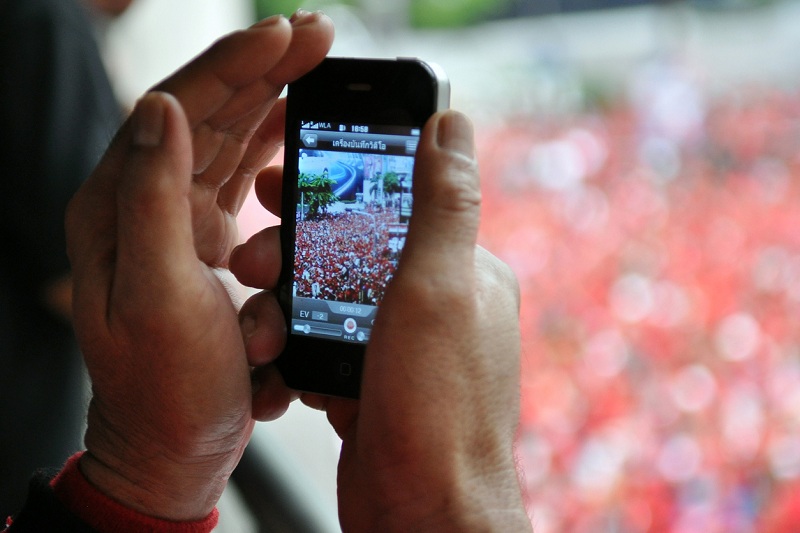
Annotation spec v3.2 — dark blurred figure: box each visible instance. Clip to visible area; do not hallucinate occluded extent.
[0,0,129,518]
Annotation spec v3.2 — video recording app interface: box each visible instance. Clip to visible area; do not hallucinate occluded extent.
[291,121,420,344]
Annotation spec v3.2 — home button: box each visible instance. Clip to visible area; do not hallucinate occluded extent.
[339,362,353,377]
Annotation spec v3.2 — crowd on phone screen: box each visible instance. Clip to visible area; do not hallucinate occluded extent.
[479,73,800,532]
[293,208,402,305]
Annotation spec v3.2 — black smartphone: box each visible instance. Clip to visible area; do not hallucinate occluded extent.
[275,57,450,398]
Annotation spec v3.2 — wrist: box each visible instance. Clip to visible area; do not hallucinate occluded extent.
[347,451,531,533]
[79,451,225,522]
[377,481,531,533]
[411,464,531,533]
[454,470,532,533]
[51,452,220,533]
[81,400,246,522]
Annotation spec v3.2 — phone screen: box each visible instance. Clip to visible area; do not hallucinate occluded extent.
[289,121,421,345]
[276,57,448,398]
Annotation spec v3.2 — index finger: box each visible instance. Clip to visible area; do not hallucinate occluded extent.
[157,13,334,181]
[154,16,293,129]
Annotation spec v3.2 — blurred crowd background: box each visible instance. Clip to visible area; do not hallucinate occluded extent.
[66,0,800,531]
[488,70,800,532]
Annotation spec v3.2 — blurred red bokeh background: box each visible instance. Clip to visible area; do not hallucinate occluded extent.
[477,87,800,532]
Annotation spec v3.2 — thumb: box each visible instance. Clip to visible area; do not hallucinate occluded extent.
[114,91,198,297]
[396,111,481,284]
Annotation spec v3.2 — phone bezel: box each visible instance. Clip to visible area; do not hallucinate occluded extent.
[275,57,449,398]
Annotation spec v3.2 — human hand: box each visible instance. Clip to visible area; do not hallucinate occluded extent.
[65,12,333,521]
[234,111,531,532]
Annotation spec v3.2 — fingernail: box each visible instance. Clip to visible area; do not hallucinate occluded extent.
[436,111,474,159]
[290,9,321,26]
[240,314,257,341]
[289,9,308,23]
[253,14,285,28]
[132,93,165,147]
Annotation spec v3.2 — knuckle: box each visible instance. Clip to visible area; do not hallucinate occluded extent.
[477,248,521,310]
[389,272,471,325]
[430,155,482,215]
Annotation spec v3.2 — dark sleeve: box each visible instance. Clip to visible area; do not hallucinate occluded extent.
[4,471,97,532]
[0,0,122,288]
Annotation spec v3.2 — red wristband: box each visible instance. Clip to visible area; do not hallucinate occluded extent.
[51,452,219,533]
